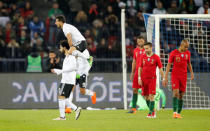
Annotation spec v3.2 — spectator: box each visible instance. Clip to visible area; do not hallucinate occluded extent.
[0,1,9,16]
[15,16,28,37]
[45,49,61,72]
[31,32,44,51]
[92,19,109,43]
[29,16,45,40]
[7,37,21,58]
[96,38,108,58]
[88,3,99,23]
[105,14,119,36]
[137,0,150,13]
[20,1,34,19]
[87,37,96,56]
[26,46,42,72]
[17,30,30,46]
[47,2,63,47]
[167,0,180,14]
[74,10,89,33]
[197,1,210,14]
[3,22,16,44]
[126,0,137,17]
[153,1,166,14]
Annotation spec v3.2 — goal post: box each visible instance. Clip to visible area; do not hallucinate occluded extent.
[143,14,210,109]
[121,9,128,110]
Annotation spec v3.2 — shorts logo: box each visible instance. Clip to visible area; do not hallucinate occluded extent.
[176,56,180,62]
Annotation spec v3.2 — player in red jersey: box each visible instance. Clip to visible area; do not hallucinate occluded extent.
[138,42,165,118]
[164,39,194,119]
[127,36,145,114]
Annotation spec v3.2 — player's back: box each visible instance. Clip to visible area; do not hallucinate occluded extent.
[62,23,85,45]
[61,55,77,85]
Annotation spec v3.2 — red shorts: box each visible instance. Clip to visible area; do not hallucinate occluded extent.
[171,75,187,92]
[141,78,156,96]
[132,71,141,89]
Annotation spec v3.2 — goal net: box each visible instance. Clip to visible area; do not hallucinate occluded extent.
[143,14,210,109]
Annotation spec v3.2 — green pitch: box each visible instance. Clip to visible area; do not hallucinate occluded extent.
[0,109,209,131]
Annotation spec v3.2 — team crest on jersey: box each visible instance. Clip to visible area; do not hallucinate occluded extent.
[148,58,150,62]
[181,54,184,58]
[139,51,142,54]
[176,56,180,62]
[151,59,154,64]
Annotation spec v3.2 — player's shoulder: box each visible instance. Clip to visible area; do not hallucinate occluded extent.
[186,50,191,54]
[133,47,139,52]
[153,54,160,59]
[169,49,178,55]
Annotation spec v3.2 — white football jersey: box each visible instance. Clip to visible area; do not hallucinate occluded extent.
[76,49,91,76]
[62,23,85,46]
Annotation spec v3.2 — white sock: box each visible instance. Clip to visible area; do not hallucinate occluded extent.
[72,50,89,59]
[65,92,73,108]
[69,100,78,111]
[85,89,94,96]
[58,99,65,118]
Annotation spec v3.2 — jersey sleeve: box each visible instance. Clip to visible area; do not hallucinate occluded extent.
[168,51,174,63]
[157,55,163,69]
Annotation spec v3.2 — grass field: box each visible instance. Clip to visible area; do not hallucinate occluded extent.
[0,109,209,131]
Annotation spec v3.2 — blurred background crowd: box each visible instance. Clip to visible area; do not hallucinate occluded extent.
[0,0,209,72]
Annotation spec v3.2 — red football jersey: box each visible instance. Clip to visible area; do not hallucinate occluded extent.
[133,47,145,70]
[139,54,163,79]
[168,49,191,77]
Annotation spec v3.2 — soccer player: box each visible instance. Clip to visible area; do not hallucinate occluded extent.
[138,42,165,118]
[164,39,194,118]
[127,36,145,114]
[51,40,81,120]
[55,15,89,59]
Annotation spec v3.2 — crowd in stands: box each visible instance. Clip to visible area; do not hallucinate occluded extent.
[0,0,209,72]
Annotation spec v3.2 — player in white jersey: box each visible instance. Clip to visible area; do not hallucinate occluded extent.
[55,15,90,59]
[51,40,81,120]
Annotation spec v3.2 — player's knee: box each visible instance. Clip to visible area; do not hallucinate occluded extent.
[80,88,85,95]
[133,89,138,94]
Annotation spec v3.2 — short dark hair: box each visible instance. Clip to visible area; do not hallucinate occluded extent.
[60,40,70,50]
[137,36,145,40]
[56,15,66,23]
[144,42,152,47]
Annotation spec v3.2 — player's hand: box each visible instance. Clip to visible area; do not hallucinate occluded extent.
[130,73,134,81]
[162,80,166,87]
[163,78,168,87]
[191,73,194,80]
[138,79,142,86]
[51,69,55,73]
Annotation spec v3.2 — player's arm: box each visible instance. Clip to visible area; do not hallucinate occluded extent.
[138,67,142,86]
[130,59,136,80]
[187,62,194,80]
[164,63,172,86]
[66,33,73,47]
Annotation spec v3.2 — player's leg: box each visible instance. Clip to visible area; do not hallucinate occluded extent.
[127,72,139,113]
[148,78,156,118]
[65,86,75,114]
[79,74,96,104]
[69,41,90,59]
[53,83,67,120]
[171,75,180,118]
[176,77,187,118]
